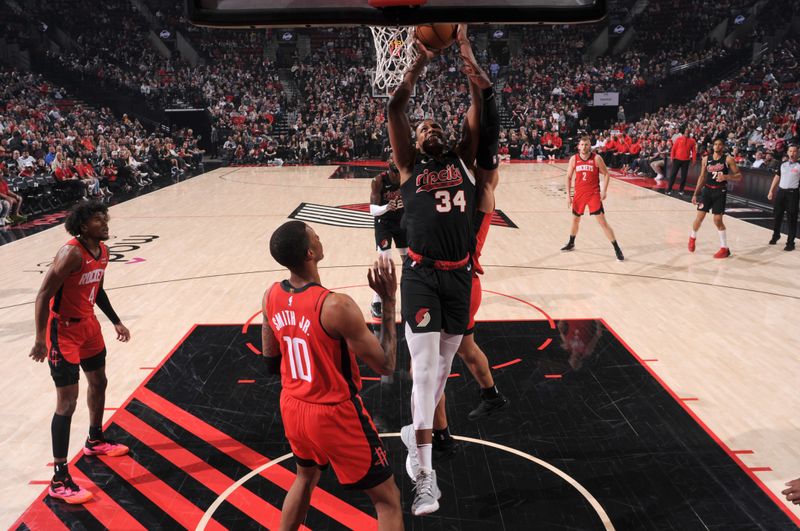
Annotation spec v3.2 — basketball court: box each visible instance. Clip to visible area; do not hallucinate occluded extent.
[3,162,800,529]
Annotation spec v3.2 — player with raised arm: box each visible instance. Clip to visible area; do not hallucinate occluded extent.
[387,25,481,515]
[431,27,508,458]
[263,220,402,531]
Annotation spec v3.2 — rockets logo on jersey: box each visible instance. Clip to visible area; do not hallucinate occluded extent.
[415,164,464,193]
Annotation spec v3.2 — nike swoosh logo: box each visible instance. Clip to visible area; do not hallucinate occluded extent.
[86,260,92,264]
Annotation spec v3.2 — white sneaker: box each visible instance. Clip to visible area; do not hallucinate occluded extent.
[400,424,419,482]
[411,469,441,515]
[655,174,664,181]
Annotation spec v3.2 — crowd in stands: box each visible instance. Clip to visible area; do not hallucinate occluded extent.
[4,0,800,225]
[584,36,800,180]
[0,67,203,226]
[22,0,759,167]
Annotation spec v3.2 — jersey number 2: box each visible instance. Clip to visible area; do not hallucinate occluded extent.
[435,189,466,213]
[283,336,312,382]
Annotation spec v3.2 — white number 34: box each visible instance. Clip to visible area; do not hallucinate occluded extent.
[434,189,466,213]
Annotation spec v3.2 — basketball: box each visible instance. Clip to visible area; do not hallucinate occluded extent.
[415,24,457,50]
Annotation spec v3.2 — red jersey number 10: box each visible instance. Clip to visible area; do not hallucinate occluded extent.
[282,336,312,382]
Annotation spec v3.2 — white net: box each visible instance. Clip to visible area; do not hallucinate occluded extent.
[369,25,418,97]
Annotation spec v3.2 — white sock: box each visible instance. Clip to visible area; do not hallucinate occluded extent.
[718,230,727,248]
[690,230,697,238]
[417,443,433,473]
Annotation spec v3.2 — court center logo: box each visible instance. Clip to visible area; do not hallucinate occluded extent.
[288,203,518,229]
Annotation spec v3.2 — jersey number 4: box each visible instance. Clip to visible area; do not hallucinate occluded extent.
[435,189,466,213]
[283,336,312,382]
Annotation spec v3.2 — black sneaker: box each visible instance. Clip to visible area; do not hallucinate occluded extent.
[615,247,625,261]
[468,394,509,420]
[769,236,779,245]
[560,242,575,252]
[785,242,795,251]
[665,190,673,195]
[432,436,460,459]
[370,301,382,319]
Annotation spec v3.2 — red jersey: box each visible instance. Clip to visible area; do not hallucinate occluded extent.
[573,154,600,193]
[265,281,361,404]
[670,136,696,161]
[50,238,109,319]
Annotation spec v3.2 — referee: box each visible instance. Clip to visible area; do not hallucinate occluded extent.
[767,144,800,251]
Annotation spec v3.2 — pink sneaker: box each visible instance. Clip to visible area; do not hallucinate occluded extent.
[49,475,93,504]
[688,237,696,253]
[84,438,129,457]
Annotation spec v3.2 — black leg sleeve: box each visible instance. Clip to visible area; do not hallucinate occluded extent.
[52,413,72,460]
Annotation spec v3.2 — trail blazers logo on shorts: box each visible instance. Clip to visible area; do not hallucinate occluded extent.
[288,202,518,229]
[415,308,431,328]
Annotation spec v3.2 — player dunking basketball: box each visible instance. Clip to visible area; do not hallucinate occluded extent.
[369,157,406,318]
[561,135,625,261]
[432,30,508,457]
[387,26,481,515]
[263,221,402,531]
[28,201,131,504]
[689,137,742,258]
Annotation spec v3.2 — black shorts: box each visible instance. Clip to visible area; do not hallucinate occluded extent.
[49,348,106,387]
[374,218,407,251]
[401,256,472,334]
[697,187,726,214]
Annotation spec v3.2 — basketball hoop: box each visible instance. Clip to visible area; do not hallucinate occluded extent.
[369,25,418,97]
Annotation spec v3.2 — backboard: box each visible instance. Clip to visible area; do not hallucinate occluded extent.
[186,0,607,28]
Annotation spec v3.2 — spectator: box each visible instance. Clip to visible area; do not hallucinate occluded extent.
[0,168,26,224]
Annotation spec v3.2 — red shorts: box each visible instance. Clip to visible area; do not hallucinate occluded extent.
[572,190,604,216]
[466,274,482,334]
[47,314,106,387]
[280,393,392,490]
[47,313,105,365]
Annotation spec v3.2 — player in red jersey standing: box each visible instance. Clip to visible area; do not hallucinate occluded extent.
[263,220,402,531]
[561,135,625,261]
[29,201,131,504]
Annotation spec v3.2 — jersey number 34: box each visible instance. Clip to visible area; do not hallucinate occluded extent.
[435,189,466,213]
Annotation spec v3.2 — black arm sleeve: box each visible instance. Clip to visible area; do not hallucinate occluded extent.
[95,288,121,325]
[477,87,500,170]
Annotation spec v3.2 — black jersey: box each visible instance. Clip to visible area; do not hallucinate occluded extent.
[705,153,730,188]
[376,171,403,223]
[400,151,476,261]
